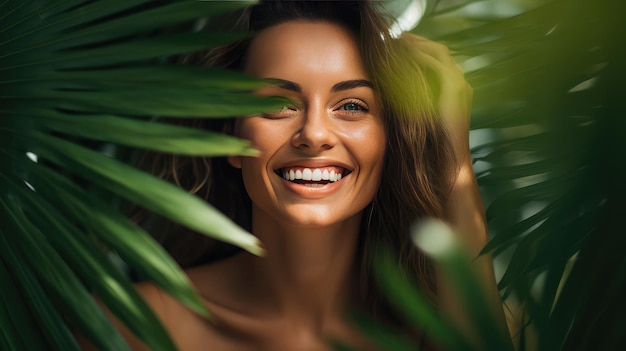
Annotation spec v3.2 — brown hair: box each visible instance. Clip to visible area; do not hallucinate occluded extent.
[135,0,454,327]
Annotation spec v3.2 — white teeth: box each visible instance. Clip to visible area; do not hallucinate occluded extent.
[302,168,312,180]
[312,169,322,181]
[280,167,346,183]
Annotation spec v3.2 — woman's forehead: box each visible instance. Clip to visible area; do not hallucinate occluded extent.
[243,21,369,81]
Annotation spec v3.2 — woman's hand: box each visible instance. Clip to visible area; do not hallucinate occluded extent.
[400,34,473,166]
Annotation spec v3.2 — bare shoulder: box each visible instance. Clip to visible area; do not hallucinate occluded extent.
[77,267,238,351]
[185,253,254,311]
[159,254,261,350]
[76,282,170,351]
[142,257,250,351]
[171,254,273,350]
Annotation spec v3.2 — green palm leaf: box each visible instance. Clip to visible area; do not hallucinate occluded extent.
[0,0,285,349]
[415,0,626,349]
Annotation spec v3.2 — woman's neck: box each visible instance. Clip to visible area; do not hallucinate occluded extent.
[240,207,363,330]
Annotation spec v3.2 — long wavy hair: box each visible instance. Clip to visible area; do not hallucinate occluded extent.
[135,0,455,327]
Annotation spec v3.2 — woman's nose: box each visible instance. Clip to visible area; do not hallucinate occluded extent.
[291,106,337,152]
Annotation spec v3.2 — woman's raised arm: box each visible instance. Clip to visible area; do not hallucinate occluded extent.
[404,34,511,343]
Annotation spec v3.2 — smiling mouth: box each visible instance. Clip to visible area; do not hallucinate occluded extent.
[275,166,351,186]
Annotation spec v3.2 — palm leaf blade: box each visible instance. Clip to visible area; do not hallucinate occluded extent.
[11,179,179,351]
[24,110,258,156]
[0,253,47,351]
[0,195,137,351]
[22,131,262,254]
[1,1,273,349]
[18,162,210,318]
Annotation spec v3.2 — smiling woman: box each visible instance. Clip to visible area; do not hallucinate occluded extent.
[230,21,387,230]
[80,1,506,350]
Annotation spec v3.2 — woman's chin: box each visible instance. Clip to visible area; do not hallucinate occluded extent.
[271,205,363,231]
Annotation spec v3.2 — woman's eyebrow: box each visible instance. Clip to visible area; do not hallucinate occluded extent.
[268,78,302,92]
[331,79,374,92]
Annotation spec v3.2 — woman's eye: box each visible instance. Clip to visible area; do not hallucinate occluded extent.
[278,105,292,111]
[340,102,363,111]
[335,100,369,115]
[262,105,298,118]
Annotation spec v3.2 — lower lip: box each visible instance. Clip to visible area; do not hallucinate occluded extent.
[279,176,345,198]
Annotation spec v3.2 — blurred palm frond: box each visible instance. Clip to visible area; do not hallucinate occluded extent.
[0,1,284,350]
[418,0,626,349]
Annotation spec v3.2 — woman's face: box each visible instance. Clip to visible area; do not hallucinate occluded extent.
[229,21,386,229]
